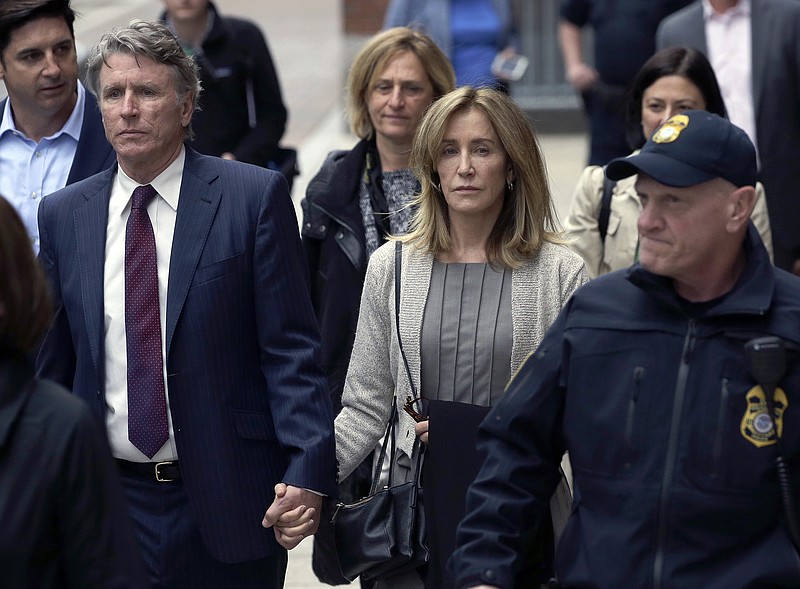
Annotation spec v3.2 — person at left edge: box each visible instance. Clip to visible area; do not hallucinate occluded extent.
[35,19,336,588]
[0,0,115,254]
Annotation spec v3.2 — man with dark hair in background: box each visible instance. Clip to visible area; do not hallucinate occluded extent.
[0,0,114,253]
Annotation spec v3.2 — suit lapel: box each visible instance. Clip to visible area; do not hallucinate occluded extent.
[166,150,221,356]
[74,170,114,378]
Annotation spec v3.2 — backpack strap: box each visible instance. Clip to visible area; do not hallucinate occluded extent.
[598,169,616,243]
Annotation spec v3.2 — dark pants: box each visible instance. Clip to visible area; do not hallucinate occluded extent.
[582,82,631,166]
[119,471,287,588]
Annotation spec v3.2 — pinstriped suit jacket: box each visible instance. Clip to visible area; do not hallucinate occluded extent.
[36,148,336,563]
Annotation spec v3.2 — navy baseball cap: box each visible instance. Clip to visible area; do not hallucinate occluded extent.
[606,110,757,188]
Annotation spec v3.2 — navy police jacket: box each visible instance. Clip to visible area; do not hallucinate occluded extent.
[452,224,800,589]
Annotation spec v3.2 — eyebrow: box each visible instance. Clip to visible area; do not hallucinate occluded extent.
[374,77,424,85]
[102,79,161,93]
[441,137,497,144]
[15,37,73,57]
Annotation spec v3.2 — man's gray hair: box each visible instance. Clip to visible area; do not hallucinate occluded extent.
[85,19,202,139]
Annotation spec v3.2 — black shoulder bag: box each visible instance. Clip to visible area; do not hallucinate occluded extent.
[331,241,428,582]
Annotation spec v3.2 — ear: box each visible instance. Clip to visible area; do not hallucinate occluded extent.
[506,164,515,184]
[726,185,756,233]
[180,92,195,128]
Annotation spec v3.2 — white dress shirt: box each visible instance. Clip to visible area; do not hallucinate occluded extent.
[703,0,758,155]
[104,148,185,462]
[0,81,84,253]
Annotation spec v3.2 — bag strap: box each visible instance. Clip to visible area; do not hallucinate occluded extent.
[598,171,616,243]
[369,400,399,493]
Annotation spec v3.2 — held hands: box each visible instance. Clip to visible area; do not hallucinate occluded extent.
[415,419,429,444]
[262,483,322,549]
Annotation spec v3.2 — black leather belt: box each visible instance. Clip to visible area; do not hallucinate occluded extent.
[115,459,181,482]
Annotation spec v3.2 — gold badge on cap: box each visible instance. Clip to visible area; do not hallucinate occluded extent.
[740,385,787,447]
[652,114,690,144]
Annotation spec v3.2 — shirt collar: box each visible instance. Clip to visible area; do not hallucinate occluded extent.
[112,145,185,217]
[702,0,751,19]
[0,81,85,141]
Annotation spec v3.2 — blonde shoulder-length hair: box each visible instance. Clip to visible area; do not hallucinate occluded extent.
[346,27,455,139]
[402,86,565,268]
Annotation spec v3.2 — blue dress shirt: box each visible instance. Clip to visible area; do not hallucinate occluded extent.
[0,82,84,253]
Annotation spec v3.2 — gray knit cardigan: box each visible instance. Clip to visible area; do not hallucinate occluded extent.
[334,239,588,479]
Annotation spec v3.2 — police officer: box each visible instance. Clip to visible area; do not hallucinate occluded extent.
[450,111,800,589]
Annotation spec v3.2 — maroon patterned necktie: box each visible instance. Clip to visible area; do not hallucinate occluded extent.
[126,184,169,459]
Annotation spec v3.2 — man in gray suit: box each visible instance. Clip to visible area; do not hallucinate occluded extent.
[657,0,800,274]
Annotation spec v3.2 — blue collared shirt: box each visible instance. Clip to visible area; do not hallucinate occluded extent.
[0,81,85,253]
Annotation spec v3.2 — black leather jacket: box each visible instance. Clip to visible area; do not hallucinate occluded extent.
[301,140,371,412]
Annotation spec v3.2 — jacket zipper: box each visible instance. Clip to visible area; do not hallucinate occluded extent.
[625,366,645,468]
[652,319,695,589]
[711,377,730,479]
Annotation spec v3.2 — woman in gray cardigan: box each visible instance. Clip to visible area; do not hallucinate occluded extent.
[335,87,587,589]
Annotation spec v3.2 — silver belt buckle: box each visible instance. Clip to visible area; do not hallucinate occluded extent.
[155,461,176,482]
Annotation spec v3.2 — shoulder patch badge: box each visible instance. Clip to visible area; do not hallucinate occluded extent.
[652,114,689,144]
[740,385,787,447]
